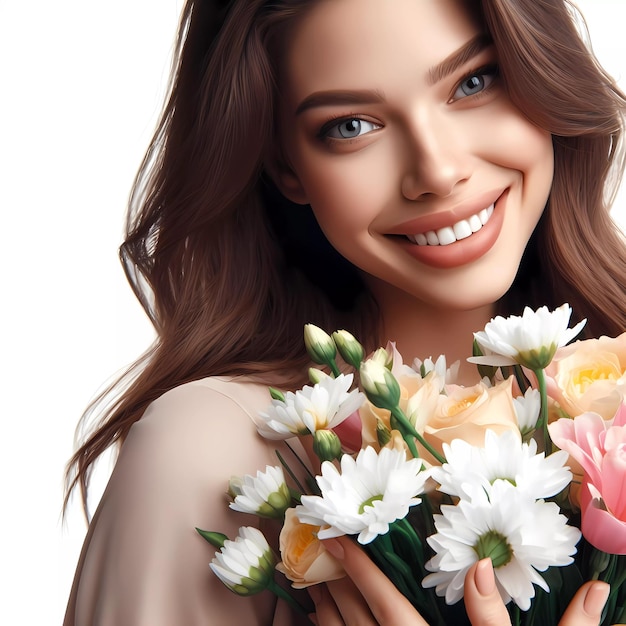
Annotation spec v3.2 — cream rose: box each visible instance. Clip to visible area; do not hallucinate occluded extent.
[546,332,626,420]
[276,508,345,589]
[424,377,520,454]
[359,370,441,451]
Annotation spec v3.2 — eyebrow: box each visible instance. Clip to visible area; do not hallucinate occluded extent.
[295,89,385,116]
[428,34,493,85]
[294,34,493,116]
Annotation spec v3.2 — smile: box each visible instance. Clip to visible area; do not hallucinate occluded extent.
[405,204,494,246]
[394,189,508,269]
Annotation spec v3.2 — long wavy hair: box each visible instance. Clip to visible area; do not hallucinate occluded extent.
[65,0,626,515]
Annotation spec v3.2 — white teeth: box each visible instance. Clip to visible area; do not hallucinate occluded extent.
[452,219,472,240]
[436,226,456,246]
[468,214,482,232]
[407,203,494,247]
[426,231,439,245]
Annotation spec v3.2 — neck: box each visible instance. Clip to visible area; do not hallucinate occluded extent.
[371,286,495,387]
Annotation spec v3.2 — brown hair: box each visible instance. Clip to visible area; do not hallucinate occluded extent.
[65,0,626,515]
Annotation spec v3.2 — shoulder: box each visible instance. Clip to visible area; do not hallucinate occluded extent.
[66,376,285,624]
[118,376,277,491]
[139,375,272,432]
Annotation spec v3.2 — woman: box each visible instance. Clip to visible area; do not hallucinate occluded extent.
[64,0,626,623]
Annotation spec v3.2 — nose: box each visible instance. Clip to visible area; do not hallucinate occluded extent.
[400,111,472,201]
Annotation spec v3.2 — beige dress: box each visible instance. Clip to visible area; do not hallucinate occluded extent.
[64,376,310,625]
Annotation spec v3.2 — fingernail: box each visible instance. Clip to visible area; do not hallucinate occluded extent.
[323,538,345,560]
[475,558,496,597]
[583,582,610,616]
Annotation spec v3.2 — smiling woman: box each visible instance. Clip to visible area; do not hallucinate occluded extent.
[59,0,626,624]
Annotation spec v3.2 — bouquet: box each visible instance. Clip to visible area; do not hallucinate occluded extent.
[197,303,626,624]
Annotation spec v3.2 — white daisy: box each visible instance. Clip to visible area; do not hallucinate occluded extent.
[229,465,291,519]
[470,304,586,370]
[257,373,364,440]
[513,387,541,434]
[412,354,461,389]
[210,526,276,596]
[432,430,572,502]
[296,446,429,544]
[422,481,581,611]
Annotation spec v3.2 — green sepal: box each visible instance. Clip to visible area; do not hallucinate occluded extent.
[269,387,285,402]
[196,528,228,549]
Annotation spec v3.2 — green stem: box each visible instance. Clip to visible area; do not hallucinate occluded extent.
[391,406,446,464]
[390,414,419,459]
[329,359,341,378]
[513,364,530,394]
[267,579,311,619]
[275,449,307,496]
[534,368,550,452]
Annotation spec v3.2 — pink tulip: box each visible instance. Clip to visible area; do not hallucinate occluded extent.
[581,478,626,555]
[549,403,626,555]
[601,446,626,521]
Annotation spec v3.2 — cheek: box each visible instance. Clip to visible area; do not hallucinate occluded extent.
[487,105,554,178]
[292,146,397,240]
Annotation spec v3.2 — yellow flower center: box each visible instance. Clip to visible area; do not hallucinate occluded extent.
[572,366,620,394]
[291,523,319,561]
[446,393,480,416]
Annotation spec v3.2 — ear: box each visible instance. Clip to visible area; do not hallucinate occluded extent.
[264,150,309,205]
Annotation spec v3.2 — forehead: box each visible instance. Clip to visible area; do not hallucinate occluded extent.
[280,0,483,100]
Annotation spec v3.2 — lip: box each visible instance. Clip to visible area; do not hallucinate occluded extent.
[388,189,506,237]
[393,189,508,269]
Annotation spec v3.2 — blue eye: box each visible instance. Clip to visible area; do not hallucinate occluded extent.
[451,65,498,101]
[323,118,380,140]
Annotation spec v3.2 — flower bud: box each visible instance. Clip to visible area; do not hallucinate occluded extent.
[360,358,401,411]
[370,347,392,368]
[304,324,337,366]
[332,330,365,369]
[308,367,329,385]
[313,429,342,462]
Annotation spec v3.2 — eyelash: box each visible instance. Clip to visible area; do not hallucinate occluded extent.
[449,63,499,102]
[317,114,381,143]
[317,63,500,142]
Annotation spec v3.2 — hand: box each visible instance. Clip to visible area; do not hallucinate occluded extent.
[464,557,614,626]
[308,536,616,626]
[308,536,428,626]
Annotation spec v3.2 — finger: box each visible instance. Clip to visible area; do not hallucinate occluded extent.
[326,576,377,625]
[464,559,512,626]
[558,581,610,626]
[323,536,429,626]
[308,583,345,626]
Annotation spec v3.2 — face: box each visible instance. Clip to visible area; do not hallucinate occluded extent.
[274,0,554,313]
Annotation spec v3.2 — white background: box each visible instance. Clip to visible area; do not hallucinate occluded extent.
[1,1,625,623]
